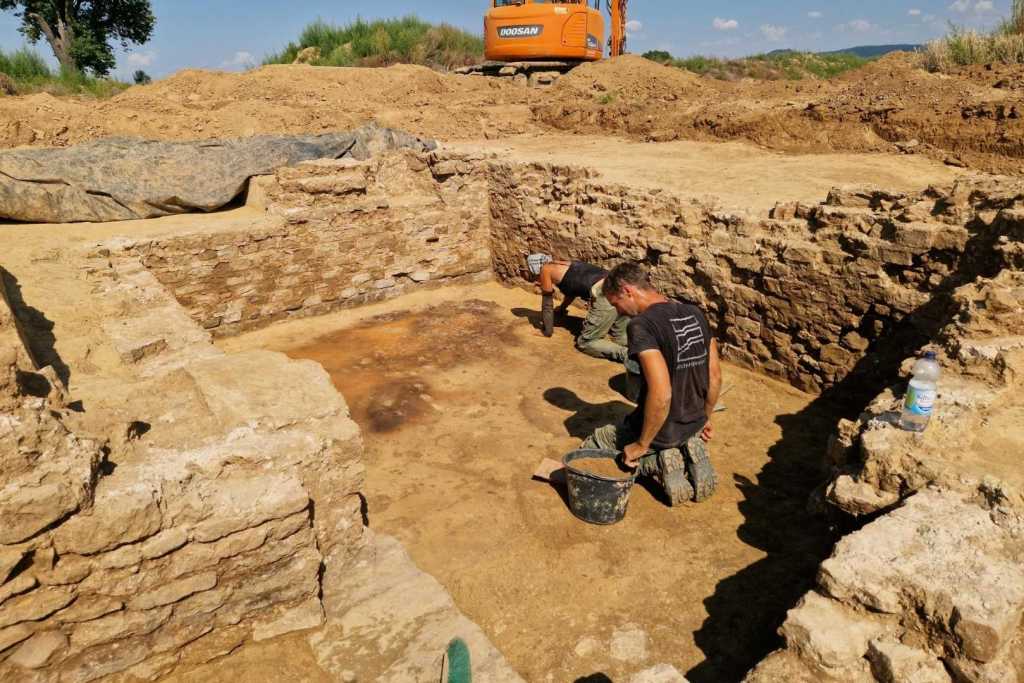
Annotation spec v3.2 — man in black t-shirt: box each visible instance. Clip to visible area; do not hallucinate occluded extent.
[526,254,629,362]
[581,263,722,505]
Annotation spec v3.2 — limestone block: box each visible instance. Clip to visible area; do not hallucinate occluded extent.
[780,591,886,673]
[946,650,1021,683]
[820,343,854,367]
[141,527,189,560]
[7,629,68,670]
[0,410,102,545]
[70,605,173,650]
[128,571,218,611]
[189,475,309,543]
[252,596,324,641]
[54,595,123,624]
[742,649,854,683]
[818,491,1024,663]
[53,485,162,555]
[826,475,900,516]
[0,623,33,653]
[0,574,37,605]
[628,663,689,682]
[59,636,151,683]
[610,623,649,663]
[867,639,951,683]
[0,585,76,629]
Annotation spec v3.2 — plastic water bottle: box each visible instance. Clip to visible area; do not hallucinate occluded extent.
[899,351,941,432]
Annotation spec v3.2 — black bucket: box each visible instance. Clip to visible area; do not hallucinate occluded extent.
[563,449,636,525]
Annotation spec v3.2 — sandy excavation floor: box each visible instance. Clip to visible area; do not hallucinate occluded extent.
[222,282,838,682]
[448,134,973,213]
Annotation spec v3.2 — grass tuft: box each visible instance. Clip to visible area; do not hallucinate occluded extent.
[264,16,484,70]
[0,47,127,97]
[644,50,871,81]
[923,0,1024,71]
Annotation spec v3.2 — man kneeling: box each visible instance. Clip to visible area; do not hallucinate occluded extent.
[581,263,721,505]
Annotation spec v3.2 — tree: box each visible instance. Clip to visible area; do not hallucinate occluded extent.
[132,68,149,84]
[0,1,155,76]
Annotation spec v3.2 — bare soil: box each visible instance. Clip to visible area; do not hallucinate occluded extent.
[447,134,971,213]
[570,457,632,479]
[224,282,838,682]
[2,53,1021,173]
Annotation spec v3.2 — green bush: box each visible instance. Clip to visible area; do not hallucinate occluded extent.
[923,0,1024,70]
[0,48,51,80]
[668,51,870,81]
[265,16,484,70]
[0,47,127,97]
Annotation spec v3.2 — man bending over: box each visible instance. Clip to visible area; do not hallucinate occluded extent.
[581,263,721,505]
[526,254,629,362]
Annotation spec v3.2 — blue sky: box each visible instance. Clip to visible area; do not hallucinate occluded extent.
[0,0,1014,79]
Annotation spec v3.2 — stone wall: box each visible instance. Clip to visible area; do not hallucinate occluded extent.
[0,253,366,681]
[488,163,1020,393]
[125,150,492,336]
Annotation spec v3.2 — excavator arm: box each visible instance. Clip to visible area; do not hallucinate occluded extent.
[608,0,628,57]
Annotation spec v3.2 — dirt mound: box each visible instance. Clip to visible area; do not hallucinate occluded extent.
[536,54,1024,173]
[0,63,537,148]
[0,56,1022,174]
[554,53,706,102]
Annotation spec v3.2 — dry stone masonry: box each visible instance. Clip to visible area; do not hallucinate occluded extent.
[124,150,492,336]
[0,258,366,681]
[488,163,1022,395]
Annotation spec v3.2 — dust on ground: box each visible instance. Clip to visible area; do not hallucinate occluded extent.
[225,282,838,682]
[2,53,1022,174]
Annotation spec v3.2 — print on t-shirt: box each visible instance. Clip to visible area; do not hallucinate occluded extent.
[672,315,708,369]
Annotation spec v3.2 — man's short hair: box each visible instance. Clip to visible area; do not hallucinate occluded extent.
[604,262,653,296]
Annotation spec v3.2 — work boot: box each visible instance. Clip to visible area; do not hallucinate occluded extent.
[685,434,717,503]
[655,448,695,506]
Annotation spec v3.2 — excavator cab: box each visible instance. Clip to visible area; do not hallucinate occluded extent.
[484,0,606,63]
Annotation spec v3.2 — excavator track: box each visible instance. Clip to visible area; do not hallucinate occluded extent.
[454,60,584,88]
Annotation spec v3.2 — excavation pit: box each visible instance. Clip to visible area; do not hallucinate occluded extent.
[220,282,839,682]
[2,132,1022,682]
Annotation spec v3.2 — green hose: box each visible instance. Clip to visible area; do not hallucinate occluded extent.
[443,638,472,683]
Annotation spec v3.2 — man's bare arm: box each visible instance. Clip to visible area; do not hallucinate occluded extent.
[623,350,672,466]
[701,339,722,442]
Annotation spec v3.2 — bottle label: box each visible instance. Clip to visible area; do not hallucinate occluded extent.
[905,386,936,416]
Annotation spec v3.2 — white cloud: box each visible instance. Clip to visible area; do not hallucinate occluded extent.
[908,8,922,16]
[222,51,256,69]
[808,11,823,19]
[712,17,739,31]
[846,19,874,32]
[760,24,788,42]
[951,0,994,12]
[125,50,156,67]
[625,19,643,32]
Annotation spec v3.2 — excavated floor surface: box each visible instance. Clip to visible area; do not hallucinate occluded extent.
[447,134,974,213]
[221,282,839,682]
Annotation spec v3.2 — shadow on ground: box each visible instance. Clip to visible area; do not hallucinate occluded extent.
[510,306,585,337]
[0,267,70,385]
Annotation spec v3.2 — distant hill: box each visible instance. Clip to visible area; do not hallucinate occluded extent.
[774,44,922,58]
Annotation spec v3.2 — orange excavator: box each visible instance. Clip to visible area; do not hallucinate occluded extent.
[457,0,628,86]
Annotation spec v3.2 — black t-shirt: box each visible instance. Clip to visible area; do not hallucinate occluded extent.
[558,261,607,300]
[625,300,712,448]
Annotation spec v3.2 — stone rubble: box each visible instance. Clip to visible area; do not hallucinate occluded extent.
[0,258,365,681]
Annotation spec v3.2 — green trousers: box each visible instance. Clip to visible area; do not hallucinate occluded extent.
[576,280,629,362]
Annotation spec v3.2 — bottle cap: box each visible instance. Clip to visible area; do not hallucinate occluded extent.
[924,351,937,360]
